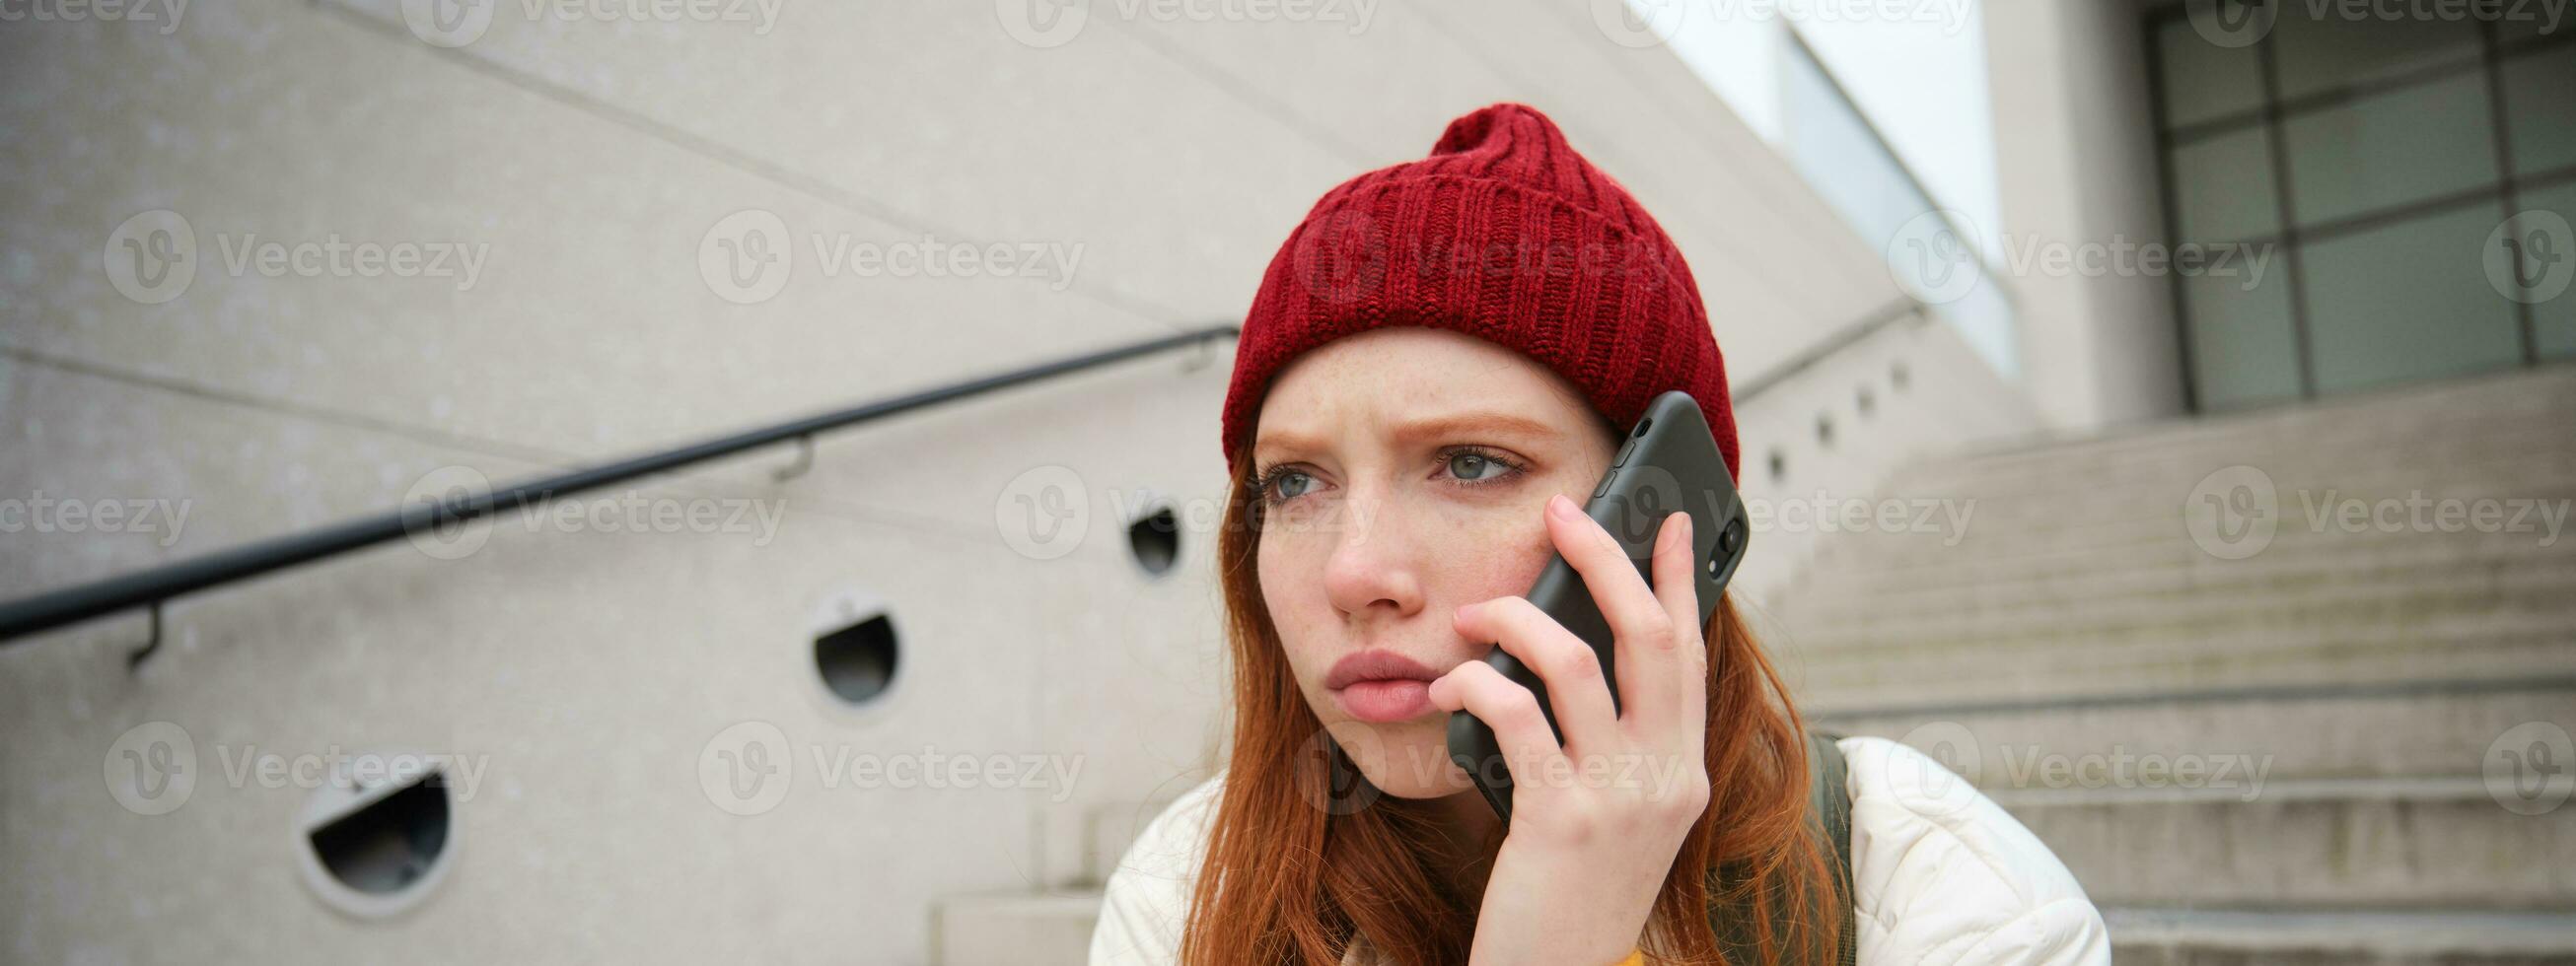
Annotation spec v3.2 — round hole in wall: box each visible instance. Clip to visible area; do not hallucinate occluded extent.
[298,750,458,920]
[814,594,899,707]
[1816,413,1835,448]
[1767,448,1787,485]
[1127,504,1181,578]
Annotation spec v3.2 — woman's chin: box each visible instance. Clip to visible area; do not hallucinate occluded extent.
[1323,716,1478,798]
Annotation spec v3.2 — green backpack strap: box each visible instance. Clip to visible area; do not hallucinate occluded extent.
[1807,728,1857,966]
[1705,729,1857,965]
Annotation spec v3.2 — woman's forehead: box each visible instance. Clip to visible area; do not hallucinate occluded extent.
[1252,330,1598,458]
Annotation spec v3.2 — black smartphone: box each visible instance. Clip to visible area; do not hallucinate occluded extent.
[1444,389,1751,823]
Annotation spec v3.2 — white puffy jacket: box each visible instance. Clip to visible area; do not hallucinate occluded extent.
[1090,735,2111,965]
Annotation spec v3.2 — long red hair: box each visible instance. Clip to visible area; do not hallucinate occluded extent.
[1180,446,1845,964]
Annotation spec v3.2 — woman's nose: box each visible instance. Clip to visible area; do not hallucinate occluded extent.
[1320,490,1425,620]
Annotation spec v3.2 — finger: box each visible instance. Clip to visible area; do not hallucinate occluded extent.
[1456,595,1617,750]
[1429,660,1567,789]
[1543,493,1686,715]
[1626,510,1705,729]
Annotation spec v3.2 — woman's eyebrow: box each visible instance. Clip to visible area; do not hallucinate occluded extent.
[1253,411,1562,461]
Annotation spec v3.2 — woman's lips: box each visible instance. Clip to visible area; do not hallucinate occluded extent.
[1337,680,1435,723]
[1325,649,1445,724]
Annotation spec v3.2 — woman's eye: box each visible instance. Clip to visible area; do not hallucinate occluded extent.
[1268,469,1316,502]
[1445,449,1518,484]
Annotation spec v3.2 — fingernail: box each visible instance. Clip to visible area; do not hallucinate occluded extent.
[1455,601,1478,621]
[1548,493,1577,520]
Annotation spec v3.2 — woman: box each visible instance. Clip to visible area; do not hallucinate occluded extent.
[1091,103,2109,966]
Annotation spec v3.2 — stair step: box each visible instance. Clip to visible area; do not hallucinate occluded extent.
[2012,780,2576,907]
[1787,568,2576,655]
[1786,533,2575,613]
[930,890,1103,966]
[1809,681,2576,782]
[1787,548,2576,634]
[2104,906,2576,965]
[1788,628,2569,710]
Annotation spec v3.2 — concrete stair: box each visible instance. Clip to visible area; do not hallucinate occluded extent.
[928,794,1181,965]
[1781,366,2576,964]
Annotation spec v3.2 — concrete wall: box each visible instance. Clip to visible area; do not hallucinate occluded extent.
[1982,0,2189,430]
[0,2,2038,962]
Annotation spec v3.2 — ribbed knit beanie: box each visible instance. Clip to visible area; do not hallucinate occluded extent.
[1218,102,1739,482]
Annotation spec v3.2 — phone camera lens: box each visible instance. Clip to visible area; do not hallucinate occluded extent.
[1718,519,1746,557]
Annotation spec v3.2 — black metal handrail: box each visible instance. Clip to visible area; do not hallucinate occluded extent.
[0,291,1938,658]
[0,324,1240,653]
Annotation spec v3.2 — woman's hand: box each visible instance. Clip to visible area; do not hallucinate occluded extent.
[1427,492,1712,966]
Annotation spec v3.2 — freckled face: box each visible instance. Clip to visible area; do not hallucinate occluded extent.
[1250,326,1620,799]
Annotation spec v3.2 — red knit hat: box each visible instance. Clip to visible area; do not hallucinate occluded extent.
[1219,103,1740,481]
